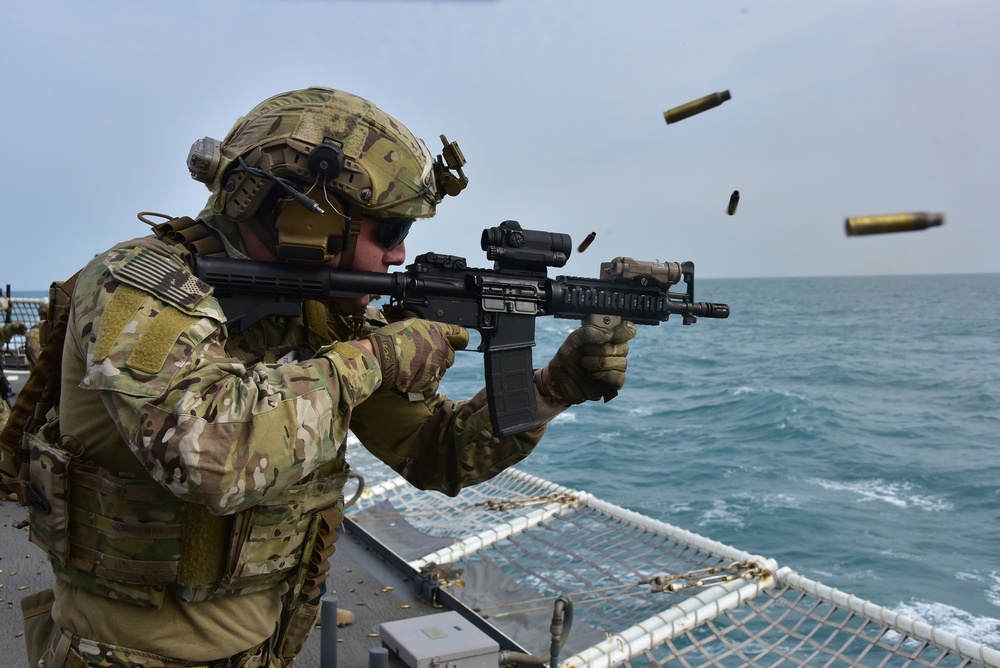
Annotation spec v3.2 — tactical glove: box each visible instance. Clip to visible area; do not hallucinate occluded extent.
[537,316,637,407]
[367,318,470,399]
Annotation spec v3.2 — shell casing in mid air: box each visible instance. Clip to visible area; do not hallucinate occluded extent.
[727,190,740,216]
[663,90,731,124]
[845,212,944,237]
[577,231,597,253]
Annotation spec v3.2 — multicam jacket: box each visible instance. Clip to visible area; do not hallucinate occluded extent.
[32,232,552,661]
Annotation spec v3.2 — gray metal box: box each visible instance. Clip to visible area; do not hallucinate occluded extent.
[379,611,500,668]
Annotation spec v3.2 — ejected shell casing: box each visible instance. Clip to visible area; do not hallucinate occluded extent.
[663,90,732,124]
[727,190,740,216]
[577,231,597,253]
[844,212,944,237]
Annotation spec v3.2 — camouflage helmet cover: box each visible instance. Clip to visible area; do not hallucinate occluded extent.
[213,87,439,220]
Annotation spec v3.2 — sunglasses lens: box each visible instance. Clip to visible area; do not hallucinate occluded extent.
[375,219,413,249]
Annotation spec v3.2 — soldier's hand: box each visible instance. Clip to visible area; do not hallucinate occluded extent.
[367,318,470,399]
[9,322,27,336]
[538,317,637,406]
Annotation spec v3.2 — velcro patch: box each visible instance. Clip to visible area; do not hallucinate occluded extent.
[94,284,146,363]
[127,306,199,374]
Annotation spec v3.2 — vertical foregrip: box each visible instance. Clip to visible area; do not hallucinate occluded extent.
[483,347,541,437]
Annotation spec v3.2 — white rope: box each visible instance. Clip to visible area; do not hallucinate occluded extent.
[776,567,1000,668]
[346,463,1000,667]
[561,570,775,668]
[407,498,574,570]
[505,468,778,571]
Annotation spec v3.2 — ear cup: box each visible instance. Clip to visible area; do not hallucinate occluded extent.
[274,201,349,264]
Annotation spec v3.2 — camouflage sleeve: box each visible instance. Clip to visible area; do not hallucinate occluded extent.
[1,323,22,344]
[75,244,382,515]
[348,376,567,496]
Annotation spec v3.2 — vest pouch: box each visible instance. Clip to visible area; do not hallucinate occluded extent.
[277,598,321,661]
[221,470,350,595]
[26,423,74,565]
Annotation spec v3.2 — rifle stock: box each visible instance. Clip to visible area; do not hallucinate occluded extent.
[194,221,729,437]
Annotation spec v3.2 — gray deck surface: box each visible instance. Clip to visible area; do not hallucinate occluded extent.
[1,501,438,667]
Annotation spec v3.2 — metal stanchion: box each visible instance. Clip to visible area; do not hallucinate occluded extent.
[369,646,389,668]
[321,595,338,668]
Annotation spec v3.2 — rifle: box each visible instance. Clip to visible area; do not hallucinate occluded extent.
[194,221,729,437]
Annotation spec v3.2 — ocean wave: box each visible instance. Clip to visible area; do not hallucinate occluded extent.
[806,478,954,512]
[696,499,747,529]
[889,600,1000,648]
[990,571,1000,609]
[734,491,802,510]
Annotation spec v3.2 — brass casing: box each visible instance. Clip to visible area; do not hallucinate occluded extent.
[845,212,944,236]
[577,232,597,253]
[664,90,732,124]
[727,190,740,216]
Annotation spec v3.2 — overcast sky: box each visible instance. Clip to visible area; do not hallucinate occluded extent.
[2,1,998,290]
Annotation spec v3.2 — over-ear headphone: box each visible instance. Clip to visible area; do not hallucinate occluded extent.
[189,136,369,265]
[272,142,353,264]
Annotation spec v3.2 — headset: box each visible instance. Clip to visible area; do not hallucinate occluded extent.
[271,142,355,264]
[188,138,361,264]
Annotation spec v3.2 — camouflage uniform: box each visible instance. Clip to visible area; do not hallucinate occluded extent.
[1,320,28,432]
[24,302,46,370]
[23,87,566,668]
[0,321,26,344]
[27,230,556,667]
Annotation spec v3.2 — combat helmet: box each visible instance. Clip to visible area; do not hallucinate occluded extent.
[187,86,467,267]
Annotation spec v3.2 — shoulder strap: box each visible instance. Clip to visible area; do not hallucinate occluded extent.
[148,215,228,258]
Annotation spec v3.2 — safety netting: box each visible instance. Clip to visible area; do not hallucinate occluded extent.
[344,439,1000,668]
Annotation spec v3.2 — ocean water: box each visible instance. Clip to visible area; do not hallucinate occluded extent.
[9,275,1000,647]
[437,272,1000,648]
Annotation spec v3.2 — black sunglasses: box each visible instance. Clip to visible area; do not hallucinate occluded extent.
[373,218,414,250]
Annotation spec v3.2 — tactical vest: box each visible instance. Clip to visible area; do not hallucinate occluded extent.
[10,217,349,626]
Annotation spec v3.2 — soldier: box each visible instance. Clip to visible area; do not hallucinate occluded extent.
[0,296,28,433]
[13,87,635,667]
[24,301,47,370]
[0,297,29,349]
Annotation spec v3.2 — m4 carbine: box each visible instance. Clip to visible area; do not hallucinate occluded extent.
[194,221,729,437]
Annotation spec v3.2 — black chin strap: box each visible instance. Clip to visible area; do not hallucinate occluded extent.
[336,213,363,270]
